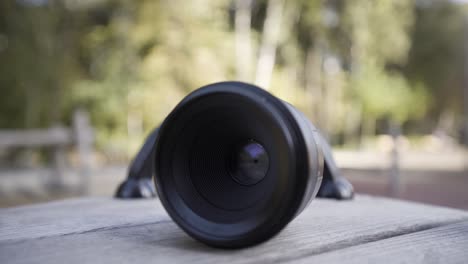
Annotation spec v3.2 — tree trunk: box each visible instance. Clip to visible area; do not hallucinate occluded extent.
[235,0,253,82]
[254,0,284,90]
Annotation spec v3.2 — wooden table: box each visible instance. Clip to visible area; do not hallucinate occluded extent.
[1,195,468,263]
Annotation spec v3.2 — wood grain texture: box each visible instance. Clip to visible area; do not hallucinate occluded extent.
[292,221,468,264]
[1,195,467,264]
[0,197,167,242]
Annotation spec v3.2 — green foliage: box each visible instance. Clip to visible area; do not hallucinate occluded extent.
[342,0,414,66]
[351,62,428,122]
[0,0,465,157]
[405,1,467,115]
[0,0,79,128]
[71,0,235,155]
[339,0,427,125]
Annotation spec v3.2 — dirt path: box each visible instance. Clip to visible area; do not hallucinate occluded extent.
[344,169,468,210]
[1,166,467,210]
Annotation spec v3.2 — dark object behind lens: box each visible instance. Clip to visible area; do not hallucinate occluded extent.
[154,81,326,248]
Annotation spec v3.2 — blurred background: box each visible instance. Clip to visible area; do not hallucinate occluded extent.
[0,0,467,209]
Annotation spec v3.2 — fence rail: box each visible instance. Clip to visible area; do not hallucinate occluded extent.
[0,109,94,194]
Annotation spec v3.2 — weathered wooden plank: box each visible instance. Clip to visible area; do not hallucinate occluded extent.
[0,197,167,242]
[1,196,467,264]
[292,221,468,264]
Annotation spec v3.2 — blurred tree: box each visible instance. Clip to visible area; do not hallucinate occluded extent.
[0,0,81,128]
[235,0,253,81]
[340,0,425,141]
[0,0,466,162]
[72,0,234,156]
[405,1,467,137]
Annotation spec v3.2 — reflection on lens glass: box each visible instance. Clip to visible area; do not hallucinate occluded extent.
[230,140,269,186]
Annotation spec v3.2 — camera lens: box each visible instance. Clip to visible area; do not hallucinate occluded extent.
[154,82,323,248]
[229,140,269,186]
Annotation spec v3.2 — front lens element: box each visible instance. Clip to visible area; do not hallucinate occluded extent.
[229,140,269,186]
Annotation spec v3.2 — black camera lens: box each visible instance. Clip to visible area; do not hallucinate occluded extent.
[154,81,323,248]
[229,140,269,186]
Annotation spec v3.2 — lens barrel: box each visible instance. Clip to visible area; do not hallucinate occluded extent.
[154,82,323,248]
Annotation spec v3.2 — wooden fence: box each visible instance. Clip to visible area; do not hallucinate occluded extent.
[0,109,93,194]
